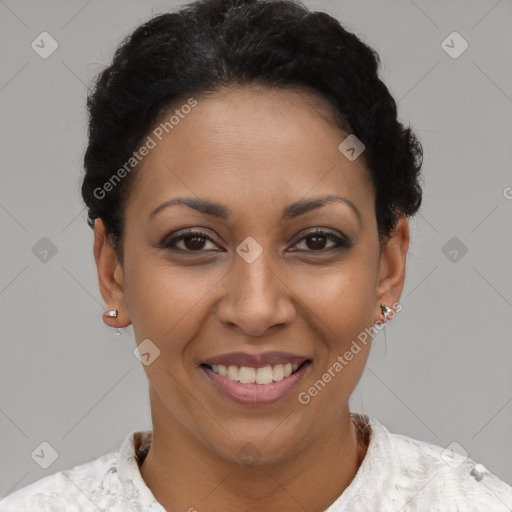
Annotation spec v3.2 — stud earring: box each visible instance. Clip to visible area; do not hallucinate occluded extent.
[380,303,393,322]
[104,309,122,336]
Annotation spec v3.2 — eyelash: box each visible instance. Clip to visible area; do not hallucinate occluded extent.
[159,228,353,254]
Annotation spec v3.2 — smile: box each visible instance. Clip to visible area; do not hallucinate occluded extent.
[200,360,312,406]
[208,362,300,384]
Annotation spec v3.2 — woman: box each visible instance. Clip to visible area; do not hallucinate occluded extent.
[2,0,511,510]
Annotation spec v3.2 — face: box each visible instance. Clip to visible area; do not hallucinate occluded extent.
[95,85,409,465]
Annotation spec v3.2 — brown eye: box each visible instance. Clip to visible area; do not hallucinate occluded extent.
[291,229,353,253]
[160,230,219,252]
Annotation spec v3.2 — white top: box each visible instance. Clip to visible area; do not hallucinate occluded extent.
[1,413,511,511]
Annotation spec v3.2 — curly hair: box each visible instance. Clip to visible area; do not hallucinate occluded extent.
[81,0,423,263]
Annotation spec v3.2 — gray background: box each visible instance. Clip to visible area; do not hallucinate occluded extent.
[1,0,511,498]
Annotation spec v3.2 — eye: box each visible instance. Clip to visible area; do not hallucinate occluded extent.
[160,230,220,252]
[159,228,353,254]
[290,229,353,253]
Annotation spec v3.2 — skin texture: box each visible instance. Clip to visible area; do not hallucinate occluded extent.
[93,85,410,512]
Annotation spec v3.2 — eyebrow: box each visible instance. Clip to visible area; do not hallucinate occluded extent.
[149,194,361,224]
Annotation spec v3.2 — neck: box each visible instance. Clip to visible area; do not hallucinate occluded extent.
[139,391,367,512]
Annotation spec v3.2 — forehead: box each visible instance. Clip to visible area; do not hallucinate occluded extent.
[125,86,374,223]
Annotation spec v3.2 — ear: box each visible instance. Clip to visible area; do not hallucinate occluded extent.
[93,218,131,328]
[374,215,410,323]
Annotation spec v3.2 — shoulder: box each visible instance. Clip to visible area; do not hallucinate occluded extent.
[0,449,121,512]
[345,414,512,511]
[388,426,512,511]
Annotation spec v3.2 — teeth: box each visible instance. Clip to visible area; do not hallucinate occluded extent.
[227,365,239,381]
[208,362,305,384]
[273,364,285,381]
[255,366,273,385]
[239,366,256,383]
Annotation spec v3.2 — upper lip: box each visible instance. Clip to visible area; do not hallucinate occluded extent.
[202,351,310,368]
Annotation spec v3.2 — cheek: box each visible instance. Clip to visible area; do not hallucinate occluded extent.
[125,252,378,348]
[124,263,215,397]
[124,258,223,346]
[290,260,377,339]
[295,265,375,416]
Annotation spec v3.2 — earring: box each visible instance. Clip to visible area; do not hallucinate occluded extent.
[380,303,392,322]
[103,309,122,336]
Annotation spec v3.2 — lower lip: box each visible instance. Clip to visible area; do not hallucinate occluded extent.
[201,362,311,406]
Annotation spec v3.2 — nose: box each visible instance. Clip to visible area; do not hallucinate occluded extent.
[216,249,296,337]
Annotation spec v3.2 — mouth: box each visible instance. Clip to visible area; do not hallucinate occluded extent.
[200,359,311,384]
[200,359,312,406]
